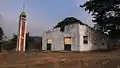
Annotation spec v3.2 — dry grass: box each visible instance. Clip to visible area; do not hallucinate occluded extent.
[0,49,120,68]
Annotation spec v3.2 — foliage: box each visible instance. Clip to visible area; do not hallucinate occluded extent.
[2,41,15,50]
[10,34,17,44]
[0,27,4,51]
[2,34,17,50]
[80,0,120,38]
[25,32,33,52]
[0,27,4,40]
[2,33,33,51]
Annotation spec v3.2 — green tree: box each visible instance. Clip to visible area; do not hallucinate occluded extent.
[0,27,4,51]
[2,34,17,50]
[80,0,120,38]
[0,27,4,40]
[10,34,17,44]
[25,32,33,52]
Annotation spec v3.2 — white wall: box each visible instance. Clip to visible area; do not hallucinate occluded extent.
[79,25,107,51]
[42,23,80,51]
[42,23,108,51]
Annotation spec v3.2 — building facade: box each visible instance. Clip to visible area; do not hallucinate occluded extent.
[42,23,108,51]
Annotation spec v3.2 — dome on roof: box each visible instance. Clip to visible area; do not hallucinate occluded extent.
[20,11,26,16]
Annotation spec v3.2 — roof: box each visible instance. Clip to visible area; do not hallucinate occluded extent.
[53,17,85,29]
[20,11,26,16]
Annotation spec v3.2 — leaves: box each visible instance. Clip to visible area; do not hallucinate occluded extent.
[0,27,4,40]
[80,0,120,38]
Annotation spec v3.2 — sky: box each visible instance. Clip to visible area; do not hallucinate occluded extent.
[0,0,93,39]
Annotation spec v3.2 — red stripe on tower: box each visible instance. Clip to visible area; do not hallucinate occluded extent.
[16,11,27,52]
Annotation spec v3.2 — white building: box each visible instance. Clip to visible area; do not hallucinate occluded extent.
[42,23,108,51]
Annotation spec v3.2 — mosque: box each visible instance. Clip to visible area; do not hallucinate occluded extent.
[42,21,108,51]
[15,3,108,52]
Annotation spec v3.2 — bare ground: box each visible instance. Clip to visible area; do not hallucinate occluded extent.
[0,49,120,68]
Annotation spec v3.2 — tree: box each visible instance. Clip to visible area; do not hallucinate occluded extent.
[2,34,17,50]
[80,0,120,38]
[0,27,4,51]
[10,34,17,44]
[25,32,33,52]
[0,27,4,40]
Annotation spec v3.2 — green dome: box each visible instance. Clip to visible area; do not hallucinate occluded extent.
[20,11,26,17]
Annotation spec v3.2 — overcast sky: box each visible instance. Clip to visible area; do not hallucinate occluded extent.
[0,0,93,38]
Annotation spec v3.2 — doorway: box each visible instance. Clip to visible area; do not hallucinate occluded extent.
[64,37,72,51]
[47,43,51,50]
[46,39,52,50]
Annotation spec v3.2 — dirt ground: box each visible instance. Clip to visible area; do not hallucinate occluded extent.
[0,49,120,68]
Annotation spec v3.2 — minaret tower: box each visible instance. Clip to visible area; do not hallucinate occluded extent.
[16,3,27,52]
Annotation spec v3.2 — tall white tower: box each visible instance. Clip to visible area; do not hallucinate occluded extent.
[16,9,27,52]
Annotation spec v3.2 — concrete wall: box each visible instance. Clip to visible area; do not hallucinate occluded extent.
[42,23,79,51]
[63,24,79,51]
[42,23,108,51]
[79,25,107,51]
